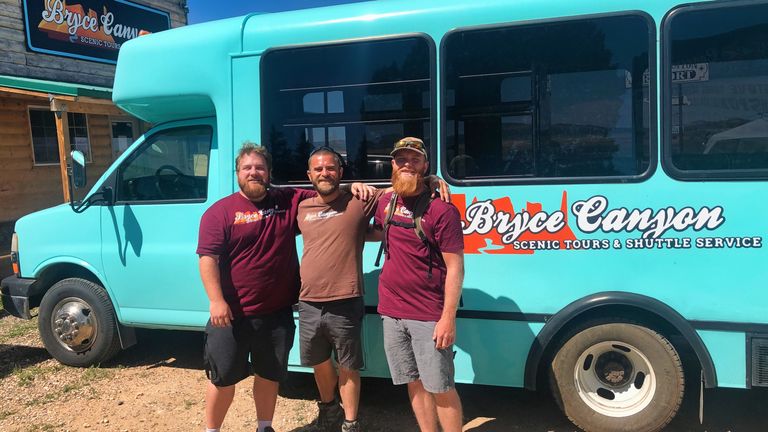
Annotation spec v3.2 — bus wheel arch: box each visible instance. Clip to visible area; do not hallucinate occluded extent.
[524,292,717,392]
[29,263,108,307]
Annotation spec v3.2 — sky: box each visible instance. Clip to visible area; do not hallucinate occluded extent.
[187,0,371,24]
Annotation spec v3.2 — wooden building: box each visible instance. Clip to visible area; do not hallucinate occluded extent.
[0,0,188,257]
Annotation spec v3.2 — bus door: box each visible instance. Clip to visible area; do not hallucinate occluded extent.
[100,120,217,327]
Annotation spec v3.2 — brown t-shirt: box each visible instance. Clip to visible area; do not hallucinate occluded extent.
[297,189,383,302]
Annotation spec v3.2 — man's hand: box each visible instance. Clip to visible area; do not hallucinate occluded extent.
[351,182,377,201]
[209,299,233,327]
[200,254,232,327]
[426,176,451,202]
[433,316,456,349]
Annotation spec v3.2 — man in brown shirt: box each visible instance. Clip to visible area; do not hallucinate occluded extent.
[297,147,383,432]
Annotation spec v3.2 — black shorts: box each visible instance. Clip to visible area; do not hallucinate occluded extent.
[298,297,364,370]
[203,307,295,387]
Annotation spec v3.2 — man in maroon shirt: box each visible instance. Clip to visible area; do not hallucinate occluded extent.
[197,143,315,432]
[372,137,465,432]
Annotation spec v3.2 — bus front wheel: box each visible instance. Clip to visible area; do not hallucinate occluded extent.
[549,322,684,432]
[38,278,121,367]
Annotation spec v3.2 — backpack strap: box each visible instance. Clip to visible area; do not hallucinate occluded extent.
[375,192,398,267]
[411,191,433,246]
[411,191,436,278]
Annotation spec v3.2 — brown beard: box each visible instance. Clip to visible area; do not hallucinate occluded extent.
[313,178,339,197]
[239,178,267,201]
[391,169,423,197]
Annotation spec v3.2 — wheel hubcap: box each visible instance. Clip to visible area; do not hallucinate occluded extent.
[595,351,633,387]
[573,341,656,417]
[51,298,97,353]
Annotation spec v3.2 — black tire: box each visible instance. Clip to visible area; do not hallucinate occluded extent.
[38,278,121,367]
[549,322,684,432]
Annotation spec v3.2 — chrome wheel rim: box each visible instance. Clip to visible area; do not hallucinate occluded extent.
[50,297,97,353]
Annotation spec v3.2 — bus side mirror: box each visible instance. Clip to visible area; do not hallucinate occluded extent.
[71,150,87,189]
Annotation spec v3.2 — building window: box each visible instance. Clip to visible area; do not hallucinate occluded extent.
[443,14,653,183]
[111,118,137,158]
[664,1,768,179]
[261,36,434,184]
[68,112,91,162]
[29,109,92,165]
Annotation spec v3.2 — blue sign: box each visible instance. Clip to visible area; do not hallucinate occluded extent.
[22,0,171,64]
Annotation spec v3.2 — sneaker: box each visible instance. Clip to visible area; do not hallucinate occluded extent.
[341,420,361,432]
[316,399,344,432]
[263,428,275,432]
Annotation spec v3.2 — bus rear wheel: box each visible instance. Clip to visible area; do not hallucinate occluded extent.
[38,278,121,367]
[549,323,684,432]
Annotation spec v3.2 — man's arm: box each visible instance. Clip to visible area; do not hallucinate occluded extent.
[199,254,233,327]
[433,251,464,349]
[425,175,451,202]
[342,182,378,200]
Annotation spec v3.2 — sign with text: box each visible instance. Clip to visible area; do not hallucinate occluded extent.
[452,192,761,254]
[22,0,171,64]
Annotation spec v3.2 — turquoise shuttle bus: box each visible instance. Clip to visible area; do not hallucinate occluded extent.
[3,0,768,430]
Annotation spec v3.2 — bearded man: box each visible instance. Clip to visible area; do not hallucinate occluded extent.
[295,147,383,432]
[371,137,466,432]
[197,142,315,432]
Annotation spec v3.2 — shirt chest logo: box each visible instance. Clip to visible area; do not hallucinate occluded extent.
[233,206,287,225]
[394,205,413,218]
[304,209,342,222]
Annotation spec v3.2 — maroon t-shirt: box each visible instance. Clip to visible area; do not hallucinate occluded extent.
[197,188,316,317]
[374,192,464,321]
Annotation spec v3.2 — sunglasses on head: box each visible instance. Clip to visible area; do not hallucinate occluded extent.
[394,139,425,151]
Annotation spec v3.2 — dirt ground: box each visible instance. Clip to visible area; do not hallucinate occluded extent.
[2,308,768,432]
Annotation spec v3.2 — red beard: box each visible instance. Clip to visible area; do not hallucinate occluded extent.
[391,169,423,197]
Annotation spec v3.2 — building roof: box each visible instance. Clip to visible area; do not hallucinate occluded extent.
[0,74,112,99]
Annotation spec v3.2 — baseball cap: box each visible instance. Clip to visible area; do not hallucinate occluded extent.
[390,137,428,160]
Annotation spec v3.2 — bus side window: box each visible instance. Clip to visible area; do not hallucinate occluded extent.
[115,126,213,202]
[443,14,652,181]
[261,36,434,184]
[665,2,768,179]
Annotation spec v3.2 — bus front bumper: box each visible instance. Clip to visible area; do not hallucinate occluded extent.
[1,275,39,319]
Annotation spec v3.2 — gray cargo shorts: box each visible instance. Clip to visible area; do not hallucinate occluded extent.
[381,315,456,393]
[298,297,365,370]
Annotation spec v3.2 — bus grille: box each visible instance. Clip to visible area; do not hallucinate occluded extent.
[752,337,768,387]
